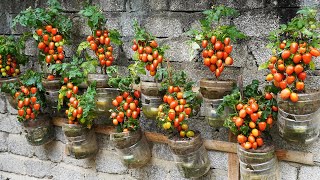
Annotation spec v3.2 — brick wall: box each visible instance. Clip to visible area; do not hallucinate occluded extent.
[1,0,320,179]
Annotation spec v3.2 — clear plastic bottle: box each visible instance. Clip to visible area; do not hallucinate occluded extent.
[62,123,98,159]
[94,88,119,124]
[167,132,210,178]
[202,98,230,128]
[22,114,54,146]
[110,129,151,168]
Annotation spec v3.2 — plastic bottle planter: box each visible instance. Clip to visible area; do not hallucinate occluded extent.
[0,76,18,88]
[42,78,62,91]
[62,123,98,159]
[200,78,235,99]
[140,81,162,97]
[87,74,109,88]
[141,94,162,120]
[110,129,151,168]
[238,145,278,180]
[277,92,320,144]
[201,98,230,128]
[22,114,54,146]
[94,88,118,124]
[167,132,210,178]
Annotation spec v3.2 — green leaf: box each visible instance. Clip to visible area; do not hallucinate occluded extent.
[77,41,90,55]
[309,61,316,70]
[109,29,122,45]
[258,61,270,70]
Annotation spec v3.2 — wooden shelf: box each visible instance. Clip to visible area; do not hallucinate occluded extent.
[53,117,315,166]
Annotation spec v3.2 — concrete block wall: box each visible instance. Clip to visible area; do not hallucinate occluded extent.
[1,0,320,179]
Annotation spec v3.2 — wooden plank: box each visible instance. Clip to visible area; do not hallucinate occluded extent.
[52,117,315,166]
[228,132,239,180]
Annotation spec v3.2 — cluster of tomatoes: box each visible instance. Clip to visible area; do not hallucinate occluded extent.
[87,30,114,67]
[234,95,277,150]
[110,90,141,132]
[16,86,41,121]
[36,25,65,65]
[158,86,194,138]
[62,82,82,125]
[201,36,234,77]
[0,54,20,77]
[132,40,163,76]
[266,41,320,102]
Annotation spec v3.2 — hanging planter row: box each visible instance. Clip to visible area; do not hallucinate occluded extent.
[1,1,320,179]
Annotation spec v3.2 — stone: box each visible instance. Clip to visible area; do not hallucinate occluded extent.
[160,36,193,62]
[0,0,35,14]
[60,0,83,11]
[213,0,266,9]
[0,152,27,175]
[129,158,173,179]
[24,158,56,178]
[0,113,22,134]
[97,173,136,180]
[280,162,298,180]
[95,150,128,174]
[234,10,279,37]
[54,126,66,143]
[169,0,212,11]
[93,0,126,12]
[7,133,34,157]
[299,166,320,179]
[63,153,95,169]
[6,96,18,115]
[0,132,8,152]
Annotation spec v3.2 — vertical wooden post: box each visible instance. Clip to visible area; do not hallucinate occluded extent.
[228,132,240,180]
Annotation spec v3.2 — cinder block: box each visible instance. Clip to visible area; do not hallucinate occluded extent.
[0,152,27,175]
[93,0,126,12]
[169,0,212,11]
[0,93,7,114]
[34,141,64,163]
[151,143,174,161]
[63,153,95,169]
[279,162,298,180]
[24,38,38,56]
[213,0,266,9]
[8,133,34,157]
[50,162,95,180]
[0,131,9,152]
[24,158,56,178]
[95,150,128,174]
[60,0,83,11]
[209,151,228,170]
[234,10,279,37]
[299,166,320,180]
[0,171,48,180]
[0,114,22,134]
[149,0,168,10]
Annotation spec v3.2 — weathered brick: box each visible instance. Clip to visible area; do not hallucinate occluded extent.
[129,158,172,179]
[8,133,34,157]
[54,126,66,143]
[97,172,136,180]
[60,0,83,11]
[72,16,92,37]
[151,143,174,161]
[96,150,128,174]
[6,96,18,115]
[24,158,56,178]
[0,13,11,35]
[169,0,212,11]
[0,152,27,175]
[0,113,22,134]
[0,131,9,152]
[160,36,193,61]
[234,10,279,37]
[93,0,126,12]
[0,0,35,14]
[63,153,96,169]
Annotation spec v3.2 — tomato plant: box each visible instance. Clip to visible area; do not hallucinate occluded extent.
[12,0,72,79]
[187,5,246,78]
[259,8,320,102]
[217,80,278,150]
[64,83,97,128]
[78,5,122,75]
[1,70,46,122]
[131,21,168,76]
[156,61,202,138]
[0,35,28,78]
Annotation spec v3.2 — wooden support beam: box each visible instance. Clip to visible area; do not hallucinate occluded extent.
[52,117,315,166]
[228,132,240,180]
